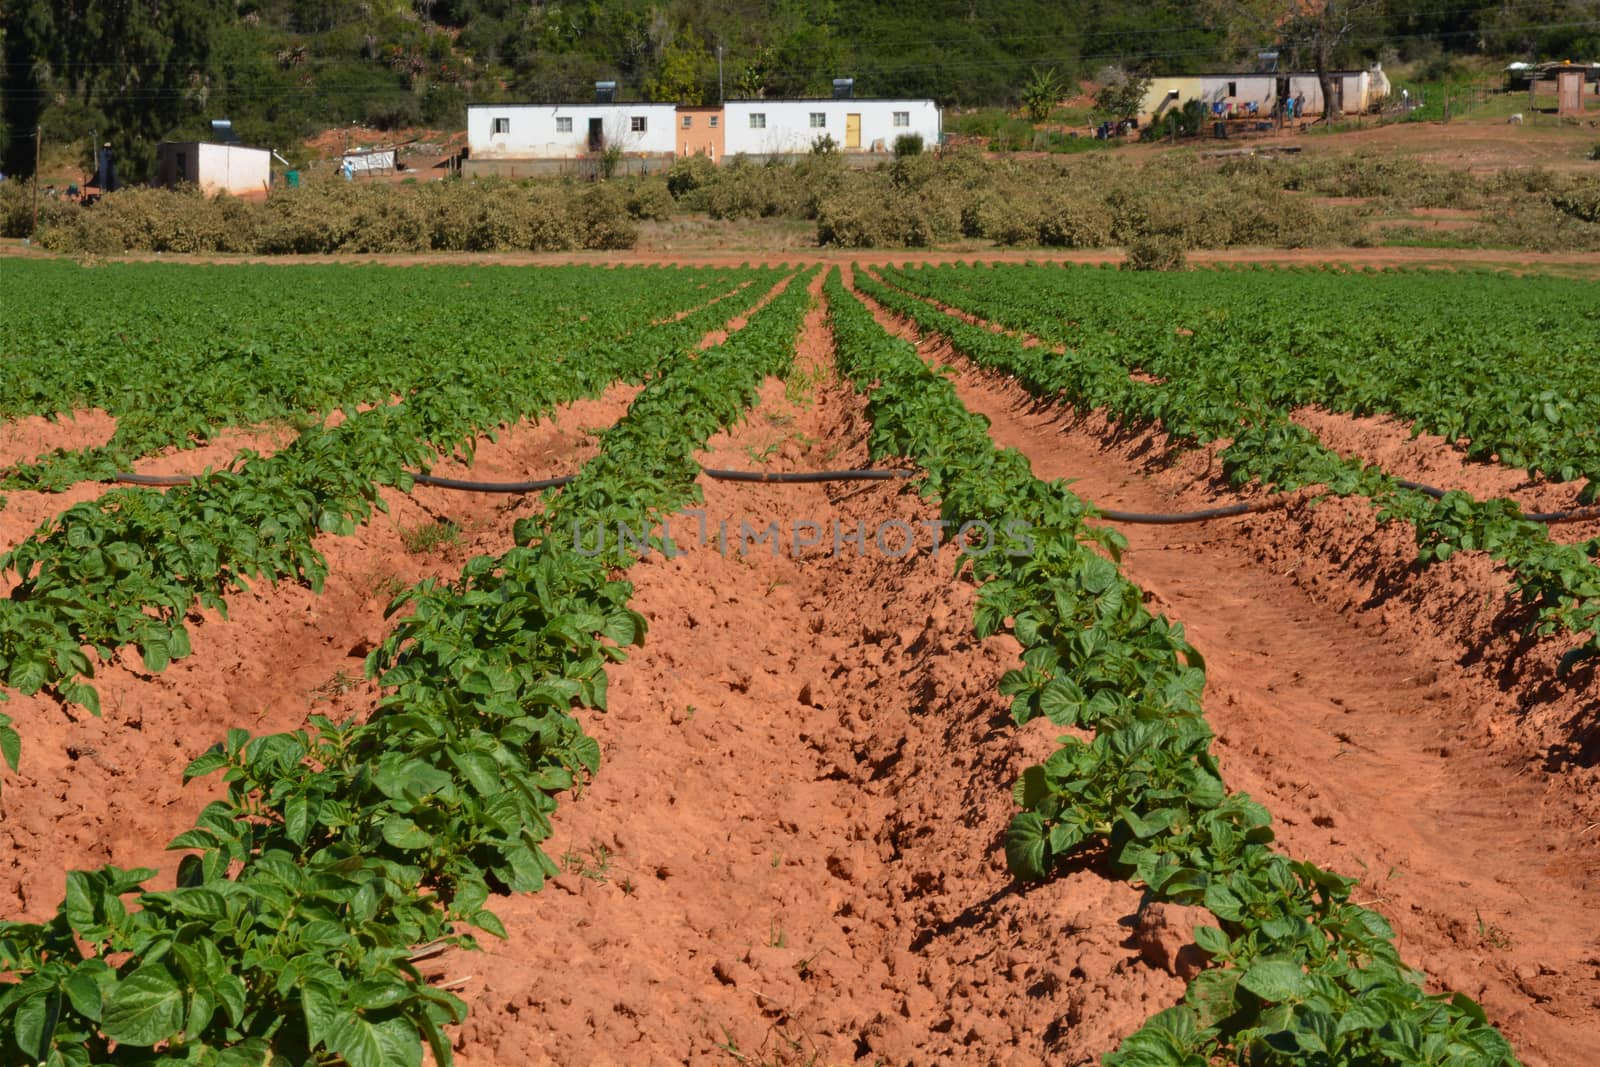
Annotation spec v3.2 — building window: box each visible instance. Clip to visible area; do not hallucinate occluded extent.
[631,115,647,132]
[710,115,719,127]
[556,116,573,133]
[892,111,909,127]
[682,115,693,128]
[1227,81,1238,97]
[492,117,510,134]
[749,113,766,129]
[810,112,826,127]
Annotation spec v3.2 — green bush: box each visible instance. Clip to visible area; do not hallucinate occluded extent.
[1036,188,1114,247]
[623,178,674,221]
[816,185,899,247]
[1124,234,1187,271]
[19,177,641,255]
[578,184,638,249]
[893,133,924,157]
[665,154,717,201]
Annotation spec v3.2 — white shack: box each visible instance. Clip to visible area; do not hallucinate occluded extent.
[154,142,271,196]
[721,98,940,156]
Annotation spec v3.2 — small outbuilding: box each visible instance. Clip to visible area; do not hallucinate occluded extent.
[342,147,397,177]
[154,142,272,196]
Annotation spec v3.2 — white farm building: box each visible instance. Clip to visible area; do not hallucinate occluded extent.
[721,98,940,156]
[464,83,941,175]
[467,102,678,162]
[154,142,272,196]
[1140,65,1391,123]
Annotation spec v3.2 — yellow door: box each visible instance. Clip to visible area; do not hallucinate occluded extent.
[845,113,861,148]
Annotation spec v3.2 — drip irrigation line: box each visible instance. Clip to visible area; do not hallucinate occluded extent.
[108,470,1600,525]
[1097,503,1257,525]
[1099,483,1600,526]
[412,472,577,492]
[111,467,915,492]
[701,467,913,484]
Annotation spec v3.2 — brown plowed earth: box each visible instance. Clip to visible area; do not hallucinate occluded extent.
[847,273,1600,1067]
[0,384,639,920]
[655,279,755,324]
[0,409,117,468]
[856,267,1600,753]
[696,272,797,351]
[12,243,1598,275]
[1290,406,1600,545]
[443,275,1190,1067]
[2,420,329,557]
[127,422,303,478]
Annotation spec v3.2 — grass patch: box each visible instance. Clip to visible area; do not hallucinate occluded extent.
[399,518,463,555]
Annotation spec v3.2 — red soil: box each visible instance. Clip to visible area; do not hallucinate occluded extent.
[0,408,117,468]
[0,384,637,920]
[442,274,1188,1064]
[3,264,1598,1067]
[1291,405,1600,544]
[849,274,1600,1067]
[10,242,1597,275]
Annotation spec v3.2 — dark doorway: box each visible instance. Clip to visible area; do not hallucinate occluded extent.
[588,118,604,152]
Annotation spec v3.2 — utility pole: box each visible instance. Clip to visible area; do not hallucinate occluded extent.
[718,44,724,103]
[31,127,41,239]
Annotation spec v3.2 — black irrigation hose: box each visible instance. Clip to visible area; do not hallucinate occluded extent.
[701,467,913,484]
[1097,503,1257,525]
[110,467,914,492]
[411,472,578,493]
[109,470,1600,525]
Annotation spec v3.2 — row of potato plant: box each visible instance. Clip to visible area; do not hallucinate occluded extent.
[0,271,814,1066]
[855,267,1600,675]
[0,268,782,787]
[877,262,1600,495]
[825,269,1518,1066]
[0,262,758,489]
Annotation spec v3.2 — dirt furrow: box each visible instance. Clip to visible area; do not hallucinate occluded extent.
[0,408,117,468]
[1290,405,1600,543]
[446,274,1196,1066]
[845,271,1600,1067]
[0,383,638,922]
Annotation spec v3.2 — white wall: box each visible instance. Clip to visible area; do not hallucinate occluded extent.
[1156,71,1383,118]
[1197,75,1277,108]
[722,100,940,155]
[158,143,270,195]
[201,144,270,195]
[468,104,677,159]
[1287,73,1377,115]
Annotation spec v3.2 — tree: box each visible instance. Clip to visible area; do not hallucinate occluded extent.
[1020,67,1065,122]
[1,0,226,180]
[644,39,714,104]
[1205,0,1383,125]
[1093,69,1153,123]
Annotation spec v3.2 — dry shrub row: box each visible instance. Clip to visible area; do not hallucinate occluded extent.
[808,150,1360,250]
[6,148,1595,255]
[801,149,1600,250]
[0,179,640,254]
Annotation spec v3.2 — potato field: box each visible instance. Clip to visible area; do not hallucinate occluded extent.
[1,258,1597,1067]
